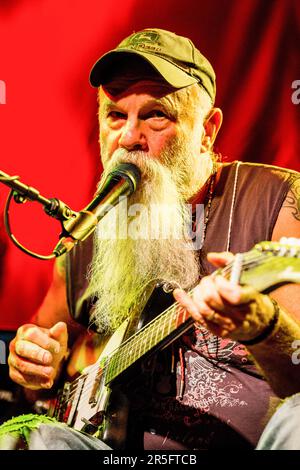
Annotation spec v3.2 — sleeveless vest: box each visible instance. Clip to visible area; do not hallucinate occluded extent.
[65,161,297,449]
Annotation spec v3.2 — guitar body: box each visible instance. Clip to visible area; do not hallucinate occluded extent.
[87,286,174,449]
[51,319,131,448]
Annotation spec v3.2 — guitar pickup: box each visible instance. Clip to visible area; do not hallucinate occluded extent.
[88,363,105,406]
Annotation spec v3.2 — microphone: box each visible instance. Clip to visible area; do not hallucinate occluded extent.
[53,162,141,257]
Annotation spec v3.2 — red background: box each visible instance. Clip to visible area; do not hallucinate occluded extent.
[0,0,299,330]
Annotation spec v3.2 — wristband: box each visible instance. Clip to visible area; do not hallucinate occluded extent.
[241,298,280,346]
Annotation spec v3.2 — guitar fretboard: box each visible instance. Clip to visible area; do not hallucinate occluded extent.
[104,297,194,384]
[103,242,300,384]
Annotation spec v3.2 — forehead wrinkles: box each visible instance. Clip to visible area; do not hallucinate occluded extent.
[98,85,194,123]
[100,92,176,114]
[98,83,206,134]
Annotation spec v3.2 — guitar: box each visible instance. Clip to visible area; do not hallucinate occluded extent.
[48,238,300,448]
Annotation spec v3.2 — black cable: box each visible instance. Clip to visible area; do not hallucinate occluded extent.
[4,190,56,260]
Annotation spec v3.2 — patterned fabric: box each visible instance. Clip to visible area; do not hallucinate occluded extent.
[124,325,274,449]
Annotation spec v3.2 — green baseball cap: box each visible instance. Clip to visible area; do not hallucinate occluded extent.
[89,28,216,103]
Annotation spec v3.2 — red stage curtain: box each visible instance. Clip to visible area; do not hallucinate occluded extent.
[0,0,299,329]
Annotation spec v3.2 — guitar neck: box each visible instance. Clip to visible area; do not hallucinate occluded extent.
[105,298,194,384]
[104,257,239,384]
[104,240,300,384]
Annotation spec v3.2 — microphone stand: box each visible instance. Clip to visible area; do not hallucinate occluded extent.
[0,169,78,221]
[0,169,79,259]
[1,162,140,260]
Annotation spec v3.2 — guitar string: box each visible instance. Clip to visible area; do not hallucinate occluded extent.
[55,252,293,411]
[67,317,192,416]
[56,251,288,410]
[61,298,187,408]
[58,250,289,412]
[59,254,292,417]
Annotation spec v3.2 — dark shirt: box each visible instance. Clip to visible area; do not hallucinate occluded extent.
[65,161,297,449]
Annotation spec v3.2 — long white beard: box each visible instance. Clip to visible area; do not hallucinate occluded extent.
[87,140,212,335]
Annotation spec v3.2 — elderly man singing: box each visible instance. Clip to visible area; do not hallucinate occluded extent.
[3,28,300,450]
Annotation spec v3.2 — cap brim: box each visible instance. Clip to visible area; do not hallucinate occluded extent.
[89,49,198,89]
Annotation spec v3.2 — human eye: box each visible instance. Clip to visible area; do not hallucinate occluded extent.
[107,110,126,120]
[143,107,175,130]
[145,109,170,120]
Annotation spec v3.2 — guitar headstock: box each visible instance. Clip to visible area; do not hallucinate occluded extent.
[237,237,300,292]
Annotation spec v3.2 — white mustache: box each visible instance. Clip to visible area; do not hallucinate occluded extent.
[103,148,169,181]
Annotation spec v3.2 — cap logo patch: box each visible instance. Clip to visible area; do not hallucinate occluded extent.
[127,31,160,46]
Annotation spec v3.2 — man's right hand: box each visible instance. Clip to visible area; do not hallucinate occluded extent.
[8,321,68,390]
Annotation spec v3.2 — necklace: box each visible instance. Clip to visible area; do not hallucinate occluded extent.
[162,164,217,294]
[199,164,217,249]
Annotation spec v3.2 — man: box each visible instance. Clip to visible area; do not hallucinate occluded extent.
[5,28,300,450]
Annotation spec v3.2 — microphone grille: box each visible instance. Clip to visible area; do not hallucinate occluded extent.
[109,163,141,192]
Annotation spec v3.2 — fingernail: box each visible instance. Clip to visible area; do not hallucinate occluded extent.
[43,367,53,377]
[43,381,52,389]
[43,352,52,364]
[227,323,236,331]
[220,329,229,337]
[215,276,226,285]
[50,343,60,354]
[174,289,184,299]
[195,317,206,326]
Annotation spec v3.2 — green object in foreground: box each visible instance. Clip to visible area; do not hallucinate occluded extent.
[0,413,59,446]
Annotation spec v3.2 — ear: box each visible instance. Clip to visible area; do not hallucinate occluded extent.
[201,108,223,152]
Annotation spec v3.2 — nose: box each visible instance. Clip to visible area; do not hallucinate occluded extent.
[118,119,148,151]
